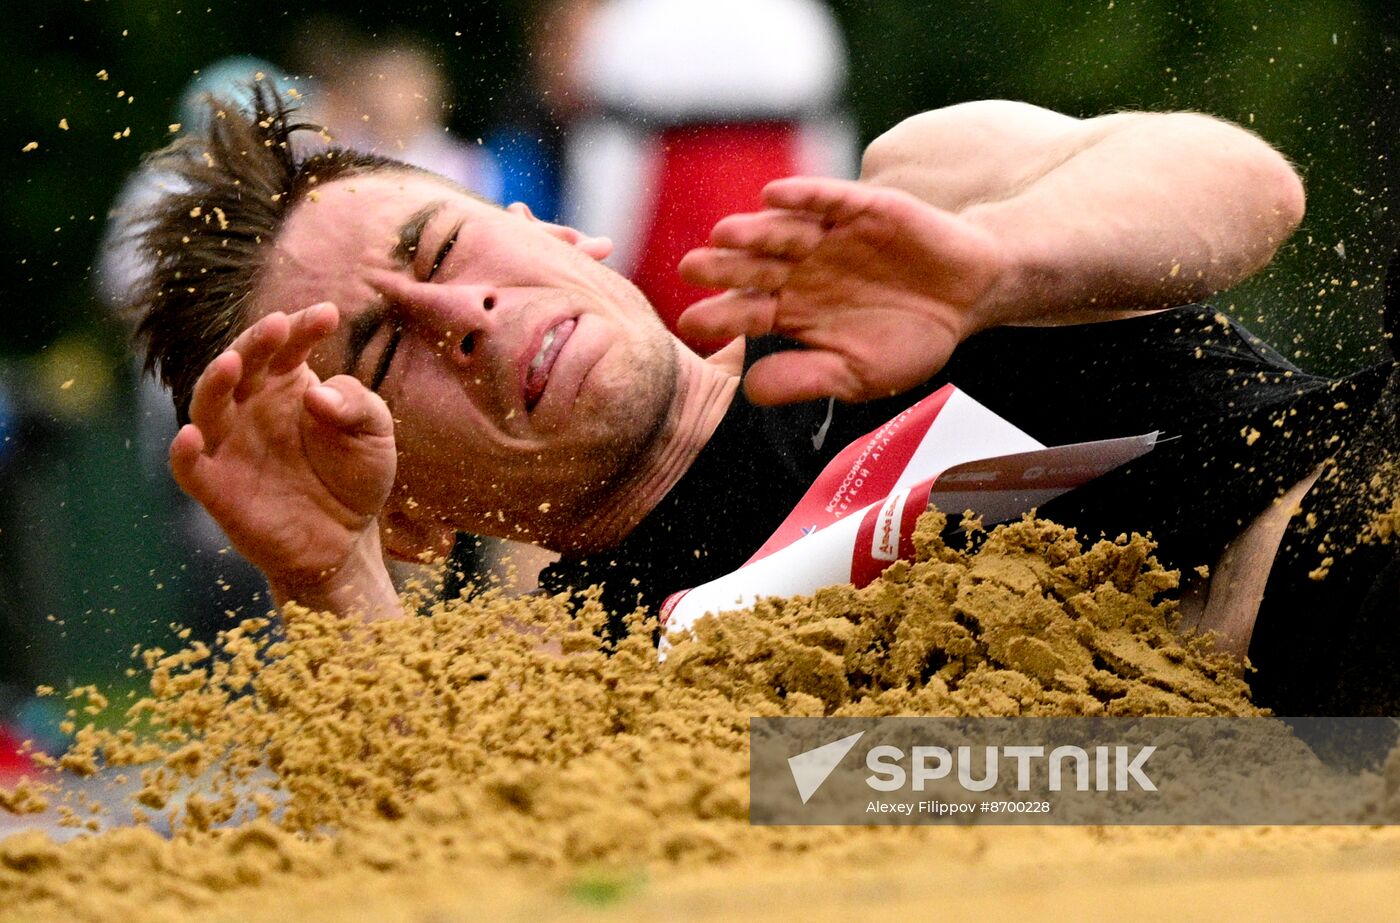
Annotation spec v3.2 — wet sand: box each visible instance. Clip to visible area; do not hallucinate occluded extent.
[2,512,1396,922]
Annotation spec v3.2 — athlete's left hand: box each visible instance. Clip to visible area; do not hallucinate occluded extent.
[677,177,1008,405]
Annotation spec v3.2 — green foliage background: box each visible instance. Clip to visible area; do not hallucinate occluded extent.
[0,0,1395,683]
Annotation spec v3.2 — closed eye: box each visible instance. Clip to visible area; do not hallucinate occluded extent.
[364,219,459,391]
[429,222,462,280]
[369,322,403,392]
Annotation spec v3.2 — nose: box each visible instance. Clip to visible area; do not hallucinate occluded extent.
[393,280,498,362]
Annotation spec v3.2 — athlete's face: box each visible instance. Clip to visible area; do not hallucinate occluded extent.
[254,170,678,547]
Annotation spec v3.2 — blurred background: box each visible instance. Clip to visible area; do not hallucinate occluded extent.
[0,0,1396,754]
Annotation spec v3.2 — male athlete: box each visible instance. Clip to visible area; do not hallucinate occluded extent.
[130,87,1396,712]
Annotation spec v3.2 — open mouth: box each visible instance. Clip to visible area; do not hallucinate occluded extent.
[523,318,577,411]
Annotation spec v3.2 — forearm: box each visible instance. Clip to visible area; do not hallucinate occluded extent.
[861,101,1305,327]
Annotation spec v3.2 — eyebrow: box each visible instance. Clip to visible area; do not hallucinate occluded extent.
[343,201,446,378]
[391,201,446,268]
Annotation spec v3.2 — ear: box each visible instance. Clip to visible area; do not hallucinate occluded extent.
[506,201,614,261]
[381,509,457,563]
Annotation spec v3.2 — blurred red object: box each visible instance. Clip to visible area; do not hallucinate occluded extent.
[0,724,32,776]
[631,123,800,354]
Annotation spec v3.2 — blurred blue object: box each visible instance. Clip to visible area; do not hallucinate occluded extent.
[12,692,67,757]
[176,55,299,131]
[486,126,562,222]
[0,377,15,468]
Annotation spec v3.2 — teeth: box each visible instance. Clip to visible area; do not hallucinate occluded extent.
[530,328,557,373]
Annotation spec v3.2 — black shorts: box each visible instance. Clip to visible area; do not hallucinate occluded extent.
[1249,249,1400,715]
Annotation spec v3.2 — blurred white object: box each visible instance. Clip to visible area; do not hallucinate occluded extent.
[583,0,848,120]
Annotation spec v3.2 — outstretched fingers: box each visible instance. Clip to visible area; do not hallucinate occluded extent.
[186,349,242,449]
[168,423,215,501]
[743,349,864,406]
[761,176,877,225]
[231,312,291,402]
[676,249,794,293]
[269,303,339,375]
[182,304,341,457]
[676,290,780,342]
[708,209,826,260]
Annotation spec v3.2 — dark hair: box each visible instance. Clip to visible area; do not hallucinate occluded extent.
[131,81,412,424]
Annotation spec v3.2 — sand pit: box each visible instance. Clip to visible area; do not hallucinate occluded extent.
[3,511,1399,921]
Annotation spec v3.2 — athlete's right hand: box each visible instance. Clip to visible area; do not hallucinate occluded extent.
[169,304,400,611]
